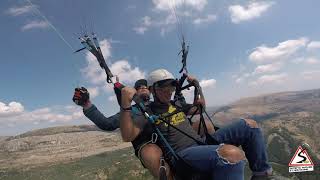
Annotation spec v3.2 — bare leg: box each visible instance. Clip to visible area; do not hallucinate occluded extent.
[140,143,173,180]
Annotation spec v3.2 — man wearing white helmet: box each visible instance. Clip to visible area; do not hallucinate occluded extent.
[120,69,273,180]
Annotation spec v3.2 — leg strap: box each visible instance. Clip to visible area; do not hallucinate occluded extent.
[159,156,167,180]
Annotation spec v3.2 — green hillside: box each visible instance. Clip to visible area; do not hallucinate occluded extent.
[1,146,318,180]
[0,147,152,180]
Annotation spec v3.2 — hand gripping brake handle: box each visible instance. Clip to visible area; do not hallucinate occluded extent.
[113,82,147,113]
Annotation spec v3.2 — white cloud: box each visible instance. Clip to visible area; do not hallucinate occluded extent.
[292,57,304,64]
[82,39,146,87]
[108,95,117,102]
[182,87,195,103]
[21,20,49,31]
[293,57,320,65]
[250,73,288,86]
[134,13,178,35]
[240,38,320,88]
[193,14,217,25]
[22,107,83,123]
[6,5,34,16]
[307,41,320,50]
[199,79,216,88]
[234,73,250,84]
[236,77,243,84]
[127,5,137,10]
[301,70,320,80]
[0,102,83,126]
[182,78,216,103]
[141,16,152,26]
[162,13,178,25]
[133,16,152,34]
[152,0,207,12]
[64,105,80,113]
[0,102,24,117]
[101,84,114,93]
[160,27,174,36]
[110,60,145,84]
[133,26,149,34]
[134,0,212,35]
[82,39,112,85]
[87,87,99,99]
[249,38,308,64]
[158,13,179,36]
[229,1,274,23]
[305,57,319,64]
[253,62,282,74]
[6,5,50,32]
[82,56,106,85]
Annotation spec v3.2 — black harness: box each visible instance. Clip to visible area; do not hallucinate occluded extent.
[151,103,218,180]
[127,79,220,180]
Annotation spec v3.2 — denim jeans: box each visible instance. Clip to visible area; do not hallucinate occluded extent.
[178,144,245,180]
[177,119,272,180]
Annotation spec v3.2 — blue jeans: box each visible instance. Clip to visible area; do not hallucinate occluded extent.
[178,144,245,180]
[177,119,272,180]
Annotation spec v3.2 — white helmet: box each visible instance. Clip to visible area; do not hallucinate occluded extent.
[148,69,175,86]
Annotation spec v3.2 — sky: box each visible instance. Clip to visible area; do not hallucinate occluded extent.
[1,0,320,136]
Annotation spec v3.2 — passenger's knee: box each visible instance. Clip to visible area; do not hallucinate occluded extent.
[140,144,163,162]
[244,118,258,128]
[217,144,246,164]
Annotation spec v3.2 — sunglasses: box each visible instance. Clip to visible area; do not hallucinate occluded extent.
[136,85,148,90]
[155,79,177,88]
[157,86,176,92]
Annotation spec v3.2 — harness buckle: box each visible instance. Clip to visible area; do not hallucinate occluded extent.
[151,133,158,143]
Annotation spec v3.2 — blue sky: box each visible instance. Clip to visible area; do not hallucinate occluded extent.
[1,0,320,136]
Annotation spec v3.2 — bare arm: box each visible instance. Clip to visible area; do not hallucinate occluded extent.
[119,87,141,142]
[186,75,206,115]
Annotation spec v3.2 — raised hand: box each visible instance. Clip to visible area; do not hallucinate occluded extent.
[72,87,90,107]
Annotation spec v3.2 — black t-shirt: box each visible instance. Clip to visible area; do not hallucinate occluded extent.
[130,103,155,156]
[150,102,203,153]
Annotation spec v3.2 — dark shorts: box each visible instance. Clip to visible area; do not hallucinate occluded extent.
[131,123,159,168]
